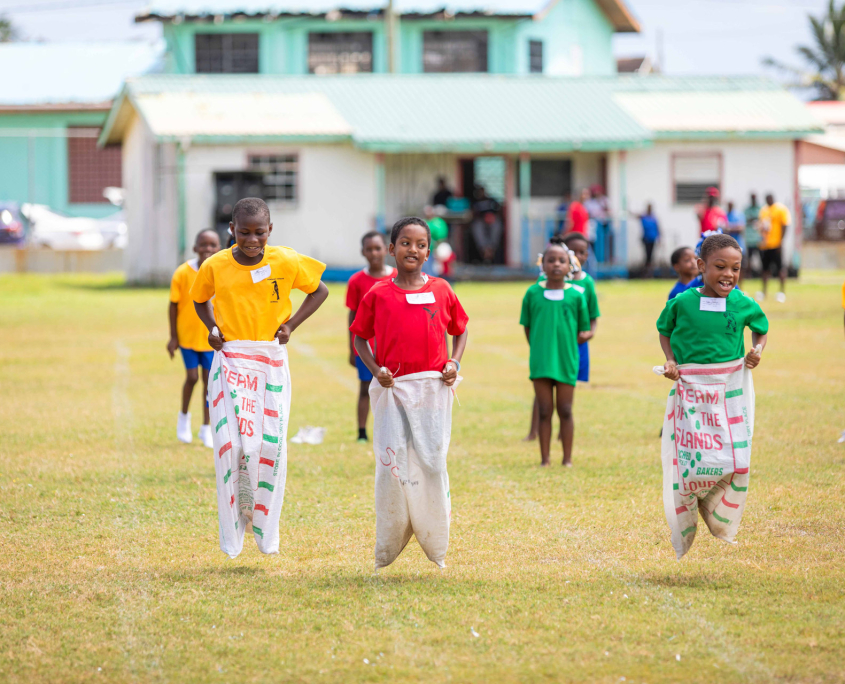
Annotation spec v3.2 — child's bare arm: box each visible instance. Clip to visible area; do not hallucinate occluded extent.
[355,335,392,387]
[524,326,531,344]
[167,302,179,358]
[277,281,330,344]
[348,309,357,366]
[746,332,767,369]
[193,300,224,351]
[442,329,468,387]
[659,333,679,380]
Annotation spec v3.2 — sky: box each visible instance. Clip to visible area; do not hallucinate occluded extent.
[0,0,833,80]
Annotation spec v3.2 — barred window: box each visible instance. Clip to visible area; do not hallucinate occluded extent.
[673,153,721,204]
[529,40,543,74]
[67,127,121,204]
[423,30,488,73]
[248,154,298,203]
[308,32,373,74]
[195,33,259,73]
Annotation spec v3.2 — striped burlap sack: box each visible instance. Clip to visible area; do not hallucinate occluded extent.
[208,340,291,559]
[661,359,755,560]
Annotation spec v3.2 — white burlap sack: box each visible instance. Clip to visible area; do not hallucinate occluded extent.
[208,340,291,558]
[661,358,754,559]
[370,371,460,570]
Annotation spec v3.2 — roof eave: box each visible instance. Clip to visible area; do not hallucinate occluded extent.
[653,128,825,141]
[156,133,353,144]
[136,9,533,23]
[98,86,136,147]
[354,138,653,153]
[0,102,113,112]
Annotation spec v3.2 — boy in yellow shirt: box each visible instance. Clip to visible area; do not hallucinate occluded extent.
[168,229,221,446]
[191,196,329,357]
[757,193,791,303]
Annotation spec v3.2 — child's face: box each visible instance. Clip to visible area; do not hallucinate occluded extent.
[543,246,570,281]
[675,249,699,279]
[362,236,387,268]
[699,247,742,298]
[568,239,589,267]
[390,225,430,273]
[194,231,220,262]
[230,215,272,259]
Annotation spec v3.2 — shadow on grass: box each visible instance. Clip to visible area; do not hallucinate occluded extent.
[635,570,733,590]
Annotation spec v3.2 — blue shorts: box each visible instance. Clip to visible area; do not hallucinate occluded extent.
[355,355,373,382]
[180,347,213,371]
[577,342,590,383]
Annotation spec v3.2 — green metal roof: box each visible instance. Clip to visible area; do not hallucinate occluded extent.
[100,74,822,152]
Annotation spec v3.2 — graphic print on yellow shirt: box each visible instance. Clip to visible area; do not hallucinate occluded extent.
[190,246,326,342]
[170,259,212,351]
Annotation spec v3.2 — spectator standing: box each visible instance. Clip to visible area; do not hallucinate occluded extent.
[757,193,791,303]
[566,188,590,237]
[744,193,763,274]
[699,187,727,234]
[726,201,747,287]
[471,185,502,264]
[585,185,612,263]
[432,176,453,207]
[631,203,659,275]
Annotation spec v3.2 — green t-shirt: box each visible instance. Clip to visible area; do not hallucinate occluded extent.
[744,204,762,248]
[570,272,600,320]
[656,287,769,365]
[520,282,590,385]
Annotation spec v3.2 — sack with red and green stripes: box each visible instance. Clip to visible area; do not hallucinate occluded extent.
[661,358,755,560]
[208,340,290,558]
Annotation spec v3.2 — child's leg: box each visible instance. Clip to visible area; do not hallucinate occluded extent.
[556,382,576,466]
[523,396,539,441]
[182,368,198,413]
[358,380,370,431]
[532,379,555,466]
[201,367,210,425]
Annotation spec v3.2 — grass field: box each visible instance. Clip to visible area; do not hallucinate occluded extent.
[1,272,844,684]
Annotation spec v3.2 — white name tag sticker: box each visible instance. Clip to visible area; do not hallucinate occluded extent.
[700,296,727,312]
[543,289,564,301]
[251,265,271,284]
[406,292,436,305]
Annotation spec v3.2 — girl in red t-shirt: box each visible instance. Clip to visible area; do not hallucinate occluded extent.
[350,217,468,569]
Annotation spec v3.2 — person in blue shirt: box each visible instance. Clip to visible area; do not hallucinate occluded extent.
[632,203,660,276]
[725,200,747,287]
[667,246,700,300]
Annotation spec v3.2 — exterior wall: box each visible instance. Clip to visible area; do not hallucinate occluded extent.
[514,0,616,75]
[122,113,180,284]
[0,110,121,219]
[183,143,377,266]
[161,0,618,76]
[609,140,796,268]
[384,153,457,220]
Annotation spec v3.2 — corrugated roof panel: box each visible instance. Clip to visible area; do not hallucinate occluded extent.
[0,42,162,107]
[614,90,823,136]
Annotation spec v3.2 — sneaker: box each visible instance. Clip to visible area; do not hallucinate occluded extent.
[198,424,214,448]
[357,436,368,444]
[776,292,786,303]
[755,291,765,302]
[177,412,192,444]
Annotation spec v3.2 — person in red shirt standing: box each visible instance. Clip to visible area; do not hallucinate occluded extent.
[346,231,397,443]
[566,188,591,236]
[351,217,468,569]
[699,186,728,235]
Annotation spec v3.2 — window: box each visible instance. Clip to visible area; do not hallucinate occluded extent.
[67,127,121,204]
[308,32,373,74]
[423,30,488,73]
[529,40,543,74]
[672,153,721,204]
[195,33,259,73]
[516,160,572,198]
[248,154,298,203]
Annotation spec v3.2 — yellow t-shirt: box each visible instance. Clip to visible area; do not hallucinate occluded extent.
[841,278,845,309]
[170,259,212,351]
[190,246,326,342]
[758,202,791,250]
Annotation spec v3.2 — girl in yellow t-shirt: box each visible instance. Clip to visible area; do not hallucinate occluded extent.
[168,229,221,447]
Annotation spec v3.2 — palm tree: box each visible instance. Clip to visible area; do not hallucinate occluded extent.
[764,0,845,101]
[0,16,18,43]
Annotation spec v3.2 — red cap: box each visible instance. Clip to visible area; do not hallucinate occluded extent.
[705,186,720,198]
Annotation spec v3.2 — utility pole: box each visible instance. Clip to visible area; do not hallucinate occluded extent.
[386,0,397,73]
[656,28,665,73]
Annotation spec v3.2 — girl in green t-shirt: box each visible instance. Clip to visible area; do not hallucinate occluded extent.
[520,237,592,467]
[657,234,768,379]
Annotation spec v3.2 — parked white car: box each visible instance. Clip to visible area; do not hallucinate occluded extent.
[22,204,127,250]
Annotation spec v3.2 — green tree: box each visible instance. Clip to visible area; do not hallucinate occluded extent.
[764,0,845,101]
[0,16,18,43]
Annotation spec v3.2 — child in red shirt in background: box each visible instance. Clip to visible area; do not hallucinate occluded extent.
[351,217,468,569]
[346,231,397,443]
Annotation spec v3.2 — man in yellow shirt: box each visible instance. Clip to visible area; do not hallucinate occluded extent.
[168,229,220,446]
[757,193,791,303]
[191,197,329,348]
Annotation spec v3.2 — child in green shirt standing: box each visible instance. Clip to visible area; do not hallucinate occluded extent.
[520,236,592,467]
[657,234,768,379]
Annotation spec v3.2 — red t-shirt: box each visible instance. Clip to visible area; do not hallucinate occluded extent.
[346,267,397,356]
[568,201,589,235]
[349,277,469,377]
[700,207,727,234]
